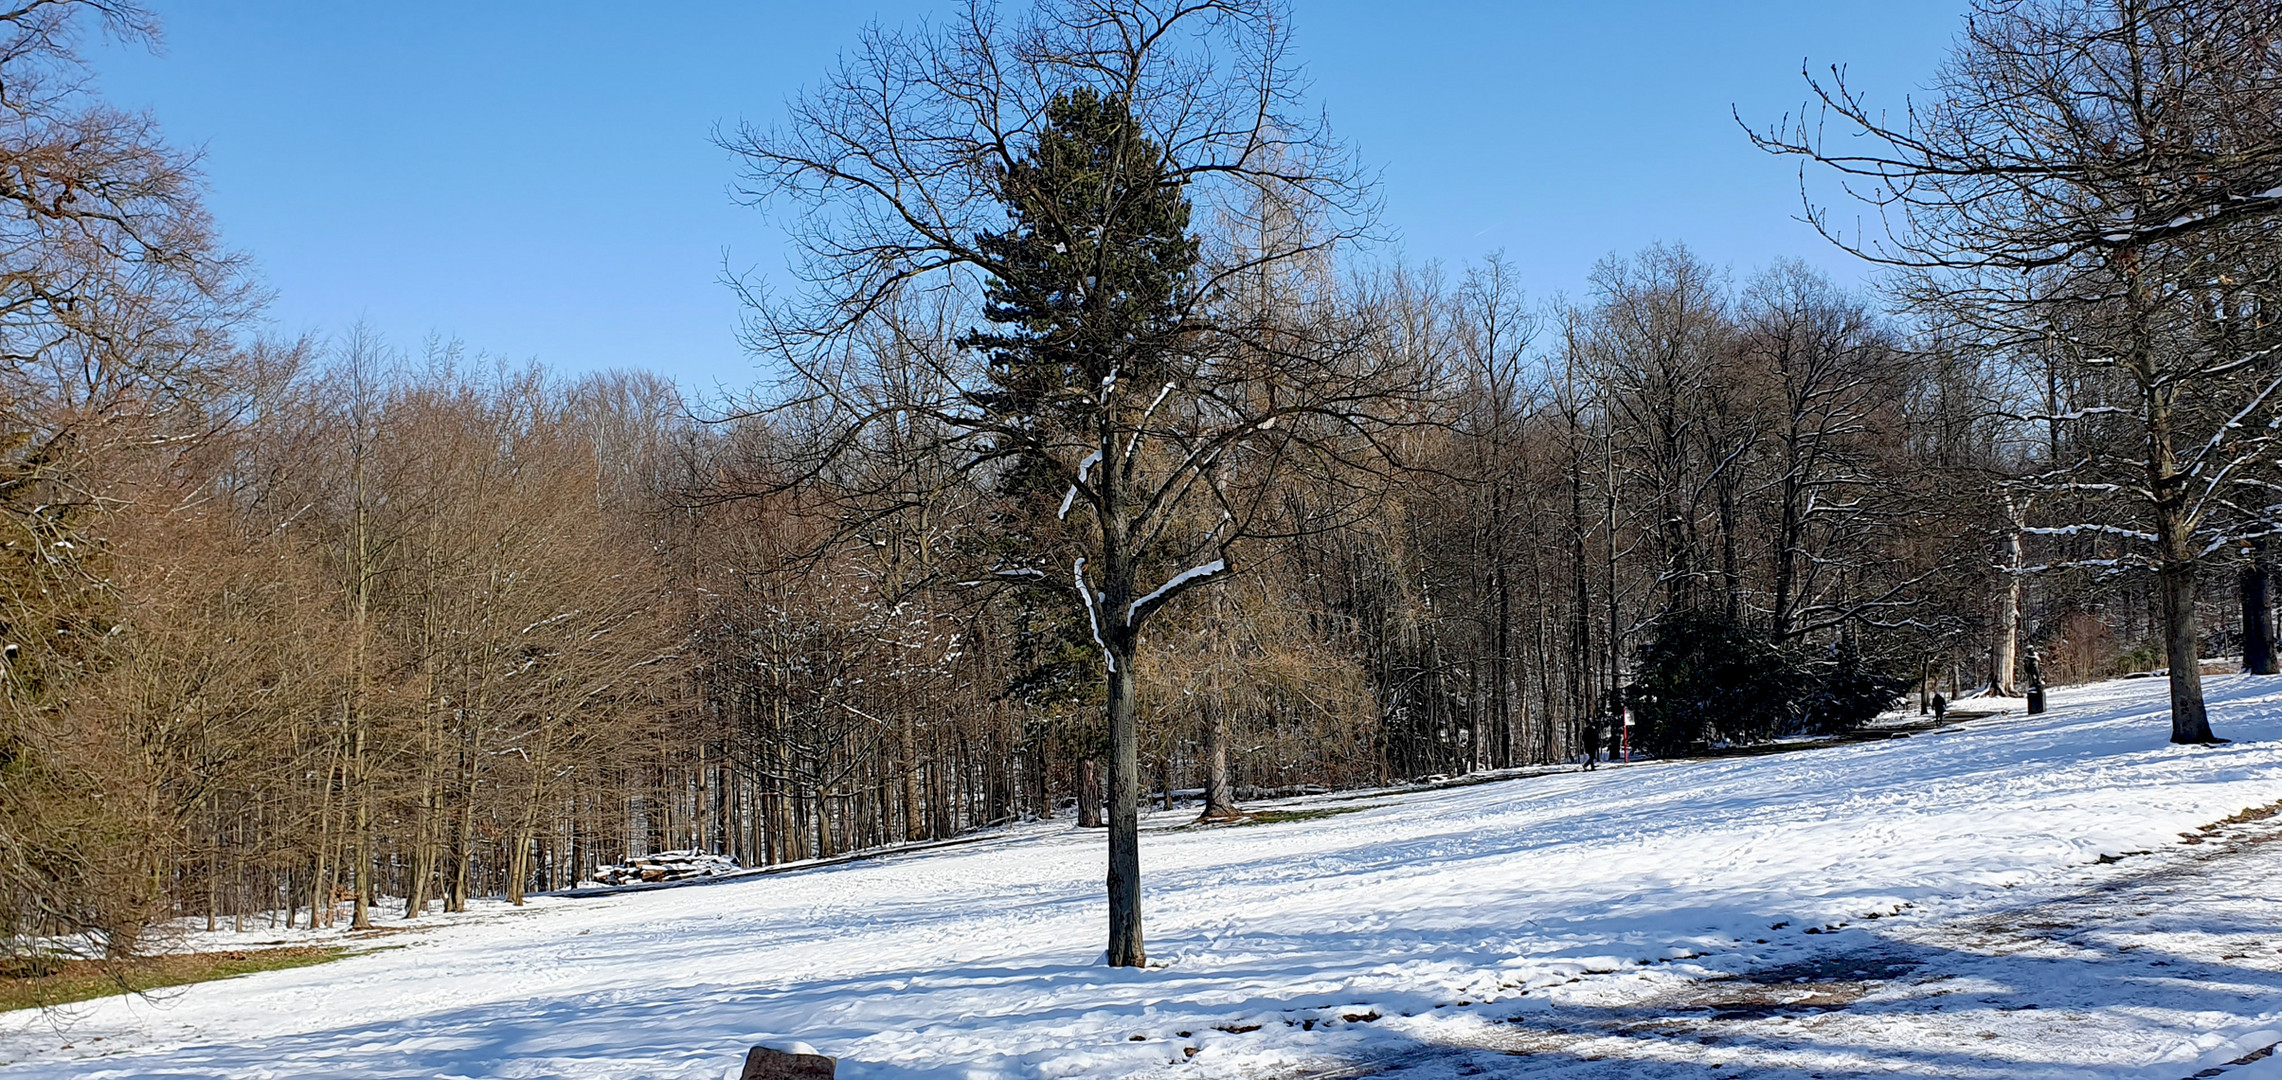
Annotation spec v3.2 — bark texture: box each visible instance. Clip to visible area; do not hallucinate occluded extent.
[1105,645,1144,968]
[1198,702,1239,822]
[2244,541,2275,675]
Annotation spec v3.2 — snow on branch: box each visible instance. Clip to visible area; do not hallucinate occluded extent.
[1999,405,2127,423]
[1058,449,1103,521]
[2198,525,2282,560]
[1075,558,1114,672]
[2098,186,2282,245]
[2185,370,2282,525]
[2021,523,2155,543]
[1127,559,1226,626]
[2188,369,2282,477]
[2015,557,2146,577]
[1120,381,1180,463]
[522,609,582,636]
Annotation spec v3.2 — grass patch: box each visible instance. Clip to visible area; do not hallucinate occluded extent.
[0,945,352,1013]
[1227,806,1376,826]
[2218,800,2282,827]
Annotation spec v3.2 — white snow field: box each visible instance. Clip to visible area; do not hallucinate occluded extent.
[5,674,2282,1080]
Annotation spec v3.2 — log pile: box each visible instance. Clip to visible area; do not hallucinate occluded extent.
[588,850,740,886]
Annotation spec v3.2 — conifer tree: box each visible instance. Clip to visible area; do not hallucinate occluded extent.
[965,88,1204,967]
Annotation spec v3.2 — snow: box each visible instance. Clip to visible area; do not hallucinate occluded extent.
[7,675,2282,1079]
[1074,557,1112,671]
[586,851,741,888]
[1127,559,1225,624]
[1058,450,1102,521]
[2230,1048,2282,1079]
[2022,523,2160,542]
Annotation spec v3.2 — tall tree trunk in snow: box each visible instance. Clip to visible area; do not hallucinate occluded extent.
[2149,378,2216,744]
[1990,516,2022,696]
[348,716,372,929]
[1104,637,1143,968]
[2244,539,2275,675]
[506,828,531,906]
[2161,559,2213,741]
[447,761,475,912]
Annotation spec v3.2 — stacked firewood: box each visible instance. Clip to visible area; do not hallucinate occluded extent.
[589,851,741,886]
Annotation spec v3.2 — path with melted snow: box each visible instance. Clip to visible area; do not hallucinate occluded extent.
[3,674,2281,1079]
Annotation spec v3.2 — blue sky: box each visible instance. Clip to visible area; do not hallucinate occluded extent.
[92,2,1966,390]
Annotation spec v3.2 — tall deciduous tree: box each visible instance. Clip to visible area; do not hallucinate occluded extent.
[0,0,260,958]
[1752,0,2282,742]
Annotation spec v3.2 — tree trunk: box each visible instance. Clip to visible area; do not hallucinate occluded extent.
[447,795,474,913]
[349,775,372,929]
[506,828,530,906]
[813,786,837,859]
[2161,559,2215,743]
[2133,262,2215,744]
[1104,641,1144,968]
[404,756,437,918]
[1078,758,1103,829]
[900,719,924,840]
[2244,539,2275,675]
[404,833,434,919]
[1199,701,1238,821]
[1990,522,2022,697]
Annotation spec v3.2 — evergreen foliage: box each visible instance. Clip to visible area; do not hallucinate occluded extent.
[965,86,1202,782]
[1800,633,1913,736]
[1626,609,1907,756]
[965,86,1200,435]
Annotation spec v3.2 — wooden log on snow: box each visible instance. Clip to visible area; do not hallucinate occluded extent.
[741,1044,835,1079]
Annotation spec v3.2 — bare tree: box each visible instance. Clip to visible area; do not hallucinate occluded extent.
[0,0,260,959]
[1752,0,2282,742]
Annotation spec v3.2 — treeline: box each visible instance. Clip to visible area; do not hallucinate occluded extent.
[10,0,2282,959]
[0,244,2078,951]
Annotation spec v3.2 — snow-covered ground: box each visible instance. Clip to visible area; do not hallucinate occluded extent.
[5,674,2282,1080]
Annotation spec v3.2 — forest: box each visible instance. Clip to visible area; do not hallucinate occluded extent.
[6,0,2282,968]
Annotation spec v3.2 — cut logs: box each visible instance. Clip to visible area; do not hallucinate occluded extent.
[587,850,740,886]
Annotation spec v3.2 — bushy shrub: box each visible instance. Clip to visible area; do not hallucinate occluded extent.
[1799,633,1912,736]
[1626,609,1905,755]
[1625,610,1802,755]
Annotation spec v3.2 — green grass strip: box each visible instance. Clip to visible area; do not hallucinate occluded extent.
[0,945,353,1013]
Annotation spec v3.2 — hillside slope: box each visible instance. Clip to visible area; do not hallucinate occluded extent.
[5,674,2281,1079]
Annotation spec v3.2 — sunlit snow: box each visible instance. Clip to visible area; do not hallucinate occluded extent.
[5,675,2281,1079]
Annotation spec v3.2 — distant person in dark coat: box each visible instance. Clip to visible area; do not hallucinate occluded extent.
[1931,693,1947,722]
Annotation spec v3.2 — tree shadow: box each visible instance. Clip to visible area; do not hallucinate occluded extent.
[15,682,2281,1078]
[36,898,2277,1080]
